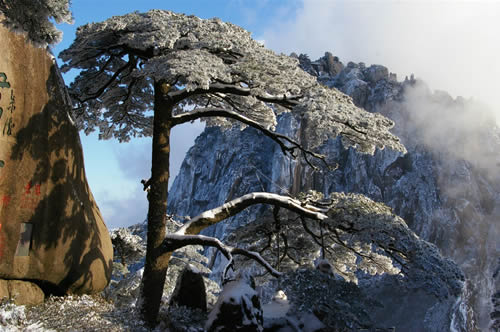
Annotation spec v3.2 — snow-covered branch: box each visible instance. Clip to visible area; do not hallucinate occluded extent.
[163,233,282,277]
[176,192,327,236]
[169,82,301,109]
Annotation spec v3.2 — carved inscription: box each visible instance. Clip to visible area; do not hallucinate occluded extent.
[0,73,10,89]
[0,72,15,137]
[0,194,10,208]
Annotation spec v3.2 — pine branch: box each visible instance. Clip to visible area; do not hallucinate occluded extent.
[171,107,330,169]
[168,82,301,109]
[163,233,282,277]
[176,192,327,236]
[73,59,134,104]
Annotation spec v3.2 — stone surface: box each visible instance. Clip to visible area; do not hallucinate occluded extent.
[0,279,44,305]
[0,279,8,301]
[8,280,45,305]
[326,58,499,331]
[0,21,112,294]
[364,64,389,83]
[492,258,500,331]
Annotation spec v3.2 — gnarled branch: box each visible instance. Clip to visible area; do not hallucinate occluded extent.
[171,107,329,169]
[163,233,281,278]
[176,192,327,236]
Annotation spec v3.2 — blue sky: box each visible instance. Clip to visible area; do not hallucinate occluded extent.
[51,0,500,229]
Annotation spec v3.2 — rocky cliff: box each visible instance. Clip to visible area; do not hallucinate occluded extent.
[168,52,500,330]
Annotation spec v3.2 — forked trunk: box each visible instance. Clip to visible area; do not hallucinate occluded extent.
[139,81,174,326]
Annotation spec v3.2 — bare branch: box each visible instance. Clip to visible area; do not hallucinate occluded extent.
[163,233,282,277]
[176,192,328,236]
[300,216,332,255]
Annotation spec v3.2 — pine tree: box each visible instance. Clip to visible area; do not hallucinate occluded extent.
[59,10,404,325]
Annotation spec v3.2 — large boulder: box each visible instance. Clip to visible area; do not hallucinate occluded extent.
[0,279,44,305]
[0,21,113,297]
[169,264,207,311]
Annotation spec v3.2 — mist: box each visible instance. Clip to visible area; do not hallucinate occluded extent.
[399,81,500,179]
[261,0,500,122]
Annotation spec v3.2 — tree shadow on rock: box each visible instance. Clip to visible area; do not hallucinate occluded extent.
[8,64,113,295]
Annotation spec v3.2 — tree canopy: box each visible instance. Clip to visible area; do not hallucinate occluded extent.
[0,0,72,46]
[60,9,404,155]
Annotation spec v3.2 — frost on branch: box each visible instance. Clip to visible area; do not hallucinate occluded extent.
[0,0,72,46]
[228,192,464,297]
[60,9,405,153]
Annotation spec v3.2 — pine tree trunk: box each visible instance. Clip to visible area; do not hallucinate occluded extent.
[139,81,174,326]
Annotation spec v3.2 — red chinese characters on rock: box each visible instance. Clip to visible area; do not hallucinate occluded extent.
[0,183,42,212]
[19,182,41,211]
[0,194,10,208]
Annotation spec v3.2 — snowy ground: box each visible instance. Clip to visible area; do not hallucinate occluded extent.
[0,293,210,332]
[0,294,149,332]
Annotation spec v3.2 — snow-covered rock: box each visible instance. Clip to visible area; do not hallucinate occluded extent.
[205,271,263,332]
[105,222,221,310]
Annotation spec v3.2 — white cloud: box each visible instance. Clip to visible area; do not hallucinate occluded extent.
[97,186,148,229]
[262,0,500,119]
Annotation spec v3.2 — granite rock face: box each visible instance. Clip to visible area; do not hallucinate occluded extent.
[323,60,500,331]
[168,52,500,330]
[0,22,113,298]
